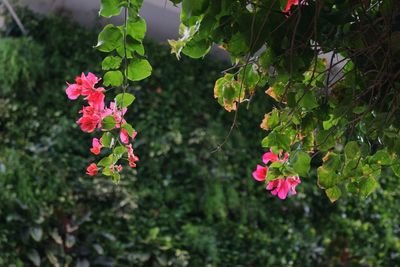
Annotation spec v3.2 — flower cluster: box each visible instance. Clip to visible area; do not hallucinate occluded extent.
[66,72,139,177]
[252,149,301,200]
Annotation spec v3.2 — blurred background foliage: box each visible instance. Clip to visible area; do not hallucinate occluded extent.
[0,8,399,267]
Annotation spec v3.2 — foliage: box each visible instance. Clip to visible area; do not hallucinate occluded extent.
[163,0,400,201]
[63,0,150,179]
[1,10,400,266]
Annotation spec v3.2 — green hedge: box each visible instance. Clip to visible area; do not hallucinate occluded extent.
[0,9,399,267]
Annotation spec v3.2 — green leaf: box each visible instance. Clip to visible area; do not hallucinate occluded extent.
[238,64,260,91]
[127,17,147,41]
[261,131,290,151]
[182,38,211,58]
[270,162,283,169]
[122,123,135,137]
[102,56,122,70]
[98,156,113,167]
[317,166,339,189]
[343,159,362,177]
[322,152,341,171]
[391,159,400,177]
[266,167,280,182]
[115,93,135,108]
[298,91,318,110]
[114,145,127,155]
[344,141,361,161]
[316,129,335,151]
[101,132,113,148]
[27,249,41,267]
[228,32,248,56]
[353,105,367,114]
[95,24,123,52]
[112,172,121,184]
[259,48,275,69]
[102,115,116,130]
[102,167,113,176]
[182,0,209,17]
[30,227,43,242]
[359,177,378,197]
[103,70,123,87]
[325,186,341,203]
[291,151,311,177]
[372,149,392,165]
[99,0,123,18]
[116,36,145,57]
[322,115,339,130]
[127,58,152,81]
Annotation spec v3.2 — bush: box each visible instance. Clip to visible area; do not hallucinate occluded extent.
[0,8,399,267]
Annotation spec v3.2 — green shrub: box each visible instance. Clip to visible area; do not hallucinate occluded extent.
[0,8,399,267]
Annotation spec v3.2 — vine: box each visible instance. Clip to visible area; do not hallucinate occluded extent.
[66,0,149,183]
[67,0,400,202]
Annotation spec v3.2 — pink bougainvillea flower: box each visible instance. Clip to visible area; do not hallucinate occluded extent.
[252,164,268,181]
[101,102,127,128]
[90,138,102,155]
[66,83,82,100]
[115,165,123,172]
[86,90,105,111]
[66,72,101,100]
[127,144,139,168]
[262,149,289,164]
[80,72,101,96]
[252,148,302,199]
[266,176,301,199]
[77,106,102,133]
[262,151,280,164]
[284,0,306,16]
[267,178,289,199]
[284,0,299,12]
[286,176,301,195]
[120,129,129,144]
[129,154,139,168]
[86,163,98,176]
[77,116,99,133]
[66,71,139,174]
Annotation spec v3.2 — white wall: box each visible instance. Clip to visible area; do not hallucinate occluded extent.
[16,0,181,42]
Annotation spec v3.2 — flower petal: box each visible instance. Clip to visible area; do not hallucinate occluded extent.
[252,165,267,181]
[262,150,279,164]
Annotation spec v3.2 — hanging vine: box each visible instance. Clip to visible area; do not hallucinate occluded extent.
[66,0,149,183]
[66,0,400,202]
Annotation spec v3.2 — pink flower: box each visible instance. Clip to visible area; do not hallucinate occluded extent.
[284,0,299,12]
[86,90,105,111]
[86,163,98,176]
[66,83,82,100]
[252,165,268,181]
[266,176,301,199]
[127,144,139,168]
[129,154,139,168]
[262,151,279,164]
[115,165,123,172]
[77,116,99,133]
[80,72,101,96]
[101,102,127,128]
[262,150,289,164]
[120,129,129,144]
[90,138,102,155]
[66,72,101,100]
[287,176,301,195]
[77,106,102,133]
[252,148,302,199]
